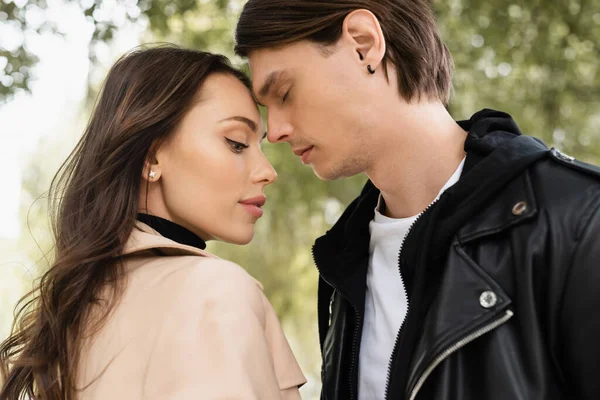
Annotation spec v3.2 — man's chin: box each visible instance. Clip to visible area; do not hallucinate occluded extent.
[313,158,367,181]
[312,163,345,181]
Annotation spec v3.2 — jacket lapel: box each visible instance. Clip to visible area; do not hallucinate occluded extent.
[406,170,538,397]
[406,242,513,395]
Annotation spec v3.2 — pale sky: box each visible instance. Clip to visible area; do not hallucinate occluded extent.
[0,0,145,238]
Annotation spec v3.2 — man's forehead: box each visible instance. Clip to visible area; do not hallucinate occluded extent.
[248,49,292,92]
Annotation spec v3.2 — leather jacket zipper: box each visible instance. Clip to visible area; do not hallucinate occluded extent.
[407,309,514,400]
[384,199,439,399]
[313,248,362,400]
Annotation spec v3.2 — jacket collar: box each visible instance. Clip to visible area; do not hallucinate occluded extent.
[312,181,378,308]
[457,169,538,244]
[435,133,546,248]
[137,213,206,250]
[122,222,218,259]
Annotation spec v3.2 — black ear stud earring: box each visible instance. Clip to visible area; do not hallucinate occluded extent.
[359,53,375,74]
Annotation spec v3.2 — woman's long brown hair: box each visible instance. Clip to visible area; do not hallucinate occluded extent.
[0,45,251,400]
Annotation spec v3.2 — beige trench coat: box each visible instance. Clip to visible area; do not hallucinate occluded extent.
[76,222,306,399]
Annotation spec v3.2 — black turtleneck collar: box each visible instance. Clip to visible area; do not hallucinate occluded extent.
[137,213,206,250]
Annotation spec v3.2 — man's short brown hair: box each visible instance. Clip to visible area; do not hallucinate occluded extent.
[235,0,454,105]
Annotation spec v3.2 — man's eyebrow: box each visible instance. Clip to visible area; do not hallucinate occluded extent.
[218,116,258,132]
[258,70,285,98]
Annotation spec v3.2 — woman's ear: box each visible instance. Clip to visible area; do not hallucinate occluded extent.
[142,151,162,183]
[342,9,386,72]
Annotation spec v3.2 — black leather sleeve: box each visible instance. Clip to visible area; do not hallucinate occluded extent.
[560,195,600,399]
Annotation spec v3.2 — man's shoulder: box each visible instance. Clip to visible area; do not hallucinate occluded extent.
[531,148,600,191]
[458,148,600,243]
[528,148,600,220]
[546,148,600,179]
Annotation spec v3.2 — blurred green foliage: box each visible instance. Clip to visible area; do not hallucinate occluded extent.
[1,0,599,397]
[436,0,600,163]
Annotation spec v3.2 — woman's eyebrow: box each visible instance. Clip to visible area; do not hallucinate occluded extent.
[218,116,258,132]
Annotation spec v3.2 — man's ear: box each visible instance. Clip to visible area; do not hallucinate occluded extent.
[341,9,386,72]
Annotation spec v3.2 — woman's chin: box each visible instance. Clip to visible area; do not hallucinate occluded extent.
[218,228,255,246]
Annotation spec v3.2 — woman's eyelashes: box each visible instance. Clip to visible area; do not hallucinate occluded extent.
[225,138,249,154]
[281,90,289,104]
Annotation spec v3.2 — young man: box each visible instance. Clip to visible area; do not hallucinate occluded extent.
[235,1,600,399]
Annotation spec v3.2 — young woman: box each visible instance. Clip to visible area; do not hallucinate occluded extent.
[0,45,306,400]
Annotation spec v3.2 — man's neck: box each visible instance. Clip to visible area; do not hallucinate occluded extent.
[366,101,467,219]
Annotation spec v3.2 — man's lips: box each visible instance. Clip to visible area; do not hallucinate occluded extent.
[292,146,314,157]
[293,146,314,164]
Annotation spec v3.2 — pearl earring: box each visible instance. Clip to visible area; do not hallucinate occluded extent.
[149,170,156,179]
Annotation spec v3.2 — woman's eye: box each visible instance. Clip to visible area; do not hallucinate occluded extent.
[226,138,249,153]
[281,90,289,104]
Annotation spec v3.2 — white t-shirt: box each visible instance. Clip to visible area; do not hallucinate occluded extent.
[358,158,465,399]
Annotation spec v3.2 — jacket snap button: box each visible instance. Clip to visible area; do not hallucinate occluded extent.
[479,291,497,308]
[512,201,528,216]
[556,150,575,162]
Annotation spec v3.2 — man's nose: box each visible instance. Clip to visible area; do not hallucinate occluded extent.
[266,111,293,143]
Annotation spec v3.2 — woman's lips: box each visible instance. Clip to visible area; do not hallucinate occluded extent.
[239,203,264,218]
[239,195,266,218]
